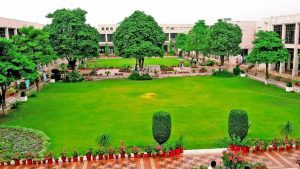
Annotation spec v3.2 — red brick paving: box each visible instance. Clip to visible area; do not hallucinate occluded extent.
[0,150,299,169]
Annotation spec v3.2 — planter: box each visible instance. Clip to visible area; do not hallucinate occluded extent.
[79,156,84,162]
[260,148,266,153]
[61,157,66,162]
[55,159,59,163]
[127,154,131,158]
[240,73,246,77]
[139,153,144,158]
[241,146,249,154]
[163,151,168,157]
[286,145,292,151]
[180,146,184,153]
[273,146,278,151]
[98,155,103,160]
[115,154,119,159]
[133,153,138,158]
[296,145,300,150]
[86,154,91,161]
[175,148,181,155]
[0,162,4,165]
[104,155,108,160]
[109,154,114,159]
[169,150,175,157]
[121,153,125,159]
[50,79,55,83]
[73,157,78,162]
[21,160,26,165]
[48,157,53,164]
[234,146,241,153]
[92,155,97,161]
[68,157,72,162]
[229,145,235,151]
[279,147,285,152]
[37,161,41,164]
[14,159,20,165]
[286,87,293,92]
[147,153,151,157]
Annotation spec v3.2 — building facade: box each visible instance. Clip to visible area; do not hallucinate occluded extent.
[98,24,193,53]
[0,17,44,39]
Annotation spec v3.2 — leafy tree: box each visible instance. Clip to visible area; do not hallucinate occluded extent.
[209,19,242,66]
[228,110,250,141]
[0,38,37,115]
[152,111,171,145]
[114,10,165,69]
[186,20,210,62]
[13,26,57,91]
[168,40,175,55]
[104,43,110,56]
[175,33,187,51]
[46,8,100,71]
[247,31,289,79]
[279,121,294,139]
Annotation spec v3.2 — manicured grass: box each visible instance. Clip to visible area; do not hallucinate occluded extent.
[86,57,189,68]
[1,76,300,155]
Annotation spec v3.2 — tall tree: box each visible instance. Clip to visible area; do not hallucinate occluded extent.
[113,10,165,69]
[247,31,289,79]
[175,33,187,51]
[13,26,57,91]
[209,19,242,67]
[185,20,210,62]
[0,38,37,115]
[46,8,100,71]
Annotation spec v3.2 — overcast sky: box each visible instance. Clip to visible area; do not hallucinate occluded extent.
[1,0,300,26]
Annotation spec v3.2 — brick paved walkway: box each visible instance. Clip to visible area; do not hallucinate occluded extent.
[1,150,299,169]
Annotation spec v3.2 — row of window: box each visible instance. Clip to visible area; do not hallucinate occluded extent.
[273,24,300,44]
[101,27,114,31]
[0,28,19,39]
[99,33,178,42]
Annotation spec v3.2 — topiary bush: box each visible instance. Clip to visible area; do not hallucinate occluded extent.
[128,72,152,80]
[212,70,235,77]
[152,111,171,145]
[228,110,250,141]
[64,70,84,82]
[233,65,241,75]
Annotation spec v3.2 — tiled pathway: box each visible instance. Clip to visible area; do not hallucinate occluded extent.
[0,150,299,169]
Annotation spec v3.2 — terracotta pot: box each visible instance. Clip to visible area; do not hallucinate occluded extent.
[175,148,181,155]
[139,153,144,158]
[73,157,78,162]
[273,146,278,151]
[92,155,97,161]
[229,145,235,151]
[286,145,291,151]
[241,146,249,154]
[109,154,114,159]
[80,156,84,162]
[104,155,108,160]
[180,146,184,153]
[147,153,151,157]
[121,153,125,159]
[234,146,241,153]
[55,159,59,163]
[163,152,168,157]
[261,148,266,153]
[134,153,138,158]
[48,157,53,164]
[86,154,91,161]
[61,157,66,162]
[169,150,175,157]
[98,155,103,160]
[279,147,285,152]
[114,154,119,159]
[14,159,20,165]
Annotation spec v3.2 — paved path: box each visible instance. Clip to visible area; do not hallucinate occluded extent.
[1,150,299,169]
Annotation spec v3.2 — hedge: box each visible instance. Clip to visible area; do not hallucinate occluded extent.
[152,111,171,145]
[228,110,249,141]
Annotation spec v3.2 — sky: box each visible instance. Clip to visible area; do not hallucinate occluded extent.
[1,0,300,26]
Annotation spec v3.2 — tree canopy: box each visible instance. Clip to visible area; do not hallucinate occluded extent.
[46,8,100,70]
[247,30,289,79]
[0,38,37,114]
[175,33,187,51]
[185,20,210,61]
[209,19,242,66]
[113,10,165,68]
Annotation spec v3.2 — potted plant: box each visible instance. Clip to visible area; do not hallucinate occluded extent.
[154,145,163,157]
[47,152,53,164]
[272,138,280,151]
[114,153,119,159]
[105,71,111,76]
[278,141,285,152]
[98,147,106,160]
[126,149,132,158]
[108,147,115,159]
[132,146,139,158]
[296,139,300,150]
[175,139,181,155]
[12,152,20,165]
[233,137,242,153]
[144,144,153,157]
[285,139,292,151]
[286,82,293,92]
[67,156,72,162]
[25,151,33,165]
[54,156,59,163]
[92,150,98,161]
[79,155,84,162]
[18,91,28,102]
[61,150,67,162]
[118,141,126,159]
[240,70,246,77]
[169,144,175,157]
[260,140,268,153]
[162,144,169,157]
[72,150,78,162]
[240,139,249,154]
[86,148,92,161]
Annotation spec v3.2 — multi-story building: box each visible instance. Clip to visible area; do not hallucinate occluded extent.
[0,17,43,39]
[98,24,193,53]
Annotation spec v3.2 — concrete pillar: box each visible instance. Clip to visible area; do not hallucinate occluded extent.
[5,27,9,39]
[292,23,299,77]
[105,34,108,42]
[14,28,17,35]
[279,62,285,74]
[282,24,286,43]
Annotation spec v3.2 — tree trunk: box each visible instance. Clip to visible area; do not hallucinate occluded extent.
[35,78,40,92]
[138,59,142,69]
[265,63,269,80]
[188,51,191,57]
[141,58,144,68]
[220,56,225,66]
[68,59,76,71]
[1,86,7,115]
[195,51,199,63]
[135,59,138,71]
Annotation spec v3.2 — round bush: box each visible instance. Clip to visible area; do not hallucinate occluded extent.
[152,111,171,145]
[228,110,249,141]
[233,66,241,75]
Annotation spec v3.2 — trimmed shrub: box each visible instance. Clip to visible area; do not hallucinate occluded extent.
[212,70,235,77]
[233,66,241,75]
[228,110,249,141]
[128,72,152,80]
[152,111,171,145]
[64,70,84,82]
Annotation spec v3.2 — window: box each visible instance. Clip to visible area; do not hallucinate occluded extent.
[165,33,169,41]
[0,28,5,38]
[287,48,294,69]
[102,27,105,31]
[273,25,282,38]
[107,34,113,42]
[285,24,295,44]
[110,27,113,31]
[100,34,106,42]
[171,27,174,30]
[106,27,109,31]
[8,29,14,39]
[170,33,177,39]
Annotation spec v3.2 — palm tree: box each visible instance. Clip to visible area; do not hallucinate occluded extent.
[279,121,294,139]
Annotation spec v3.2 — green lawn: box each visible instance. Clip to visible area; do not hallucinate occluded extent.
[86,57,189,68]
[1,76,300,155]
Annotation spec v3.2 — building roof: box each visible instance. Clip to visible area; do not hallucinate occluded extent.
[0,17,44,29]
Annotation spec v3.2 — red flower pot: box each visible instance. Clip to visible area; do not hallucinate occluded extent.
[139,153,144,158]
[169,150,175,157]
[273,146,278,151]
[229,145,235,151]
[109,154,114,159]
[234,146,241,153]
[80,156,84,162]
[68,158,72,162]
[14,159,20,165]
[163,151,168,157]
[261,148,266,153]
[98,155,103,160]
[121,153,125,159]
[38,161,41,164]
[21,160,26,165]
[48,157,53,164]
[92,155,97,161]
[180,146,184,153]
[286,145,291,151]
[73,157,78,162]
[61,157,66,162]
[0,162,4,165]
[175,148,181,155]
[104,155,108,160]
[86,154,91,161]
[115,154,119,159]
[279,147,285,152]
[296,145,300,150]
[55,159,59,163]
[42,159,47,164]
[134,153,138,158]
[241,146,249,154]
[147,153,151,157]
[127,154,131,158]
